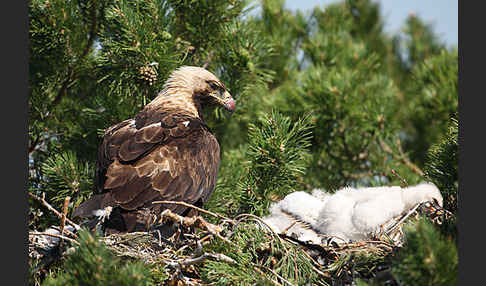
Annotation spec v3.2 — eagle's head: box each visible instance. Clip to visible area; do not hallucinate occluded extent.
[161,66,235,112]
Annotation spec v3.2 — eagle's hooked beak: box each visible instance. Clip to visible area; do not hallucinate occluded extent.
[221,90,235,112]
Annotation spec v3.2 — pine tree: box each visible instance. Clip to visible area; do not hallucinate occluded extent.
[391,219,458,286]
[424,116,458,215]
[366,117,458,286]
[29,0,457,284]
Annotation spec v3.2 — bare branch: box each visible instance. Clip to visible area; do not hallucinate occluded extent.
[165,252,236,268]
[378,137,424,176]
[29,231,79,246]
[28,193,81,230]
[29,135,40,155]
[59,196,71,248]
[152,200,232,222]
[158,209,232,244]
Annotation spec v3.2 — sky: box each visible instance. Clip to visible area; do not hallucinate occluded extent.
[283,0,458,47]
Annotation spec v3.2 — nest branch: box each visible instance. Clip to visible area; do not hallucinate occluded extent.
[29,193,448,286]
[153,200,233,222]
[29,231,79,246]
[29,193,81,230]
[165,252,236,268]
[159,209,232,244]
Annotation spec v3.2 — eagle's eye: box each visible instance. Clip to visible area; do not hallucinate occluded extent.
[208,81,219,90]
[432,198,440,206]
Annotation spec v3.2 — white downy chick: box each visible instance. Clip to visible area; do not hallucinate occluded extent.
[263,182,443,244]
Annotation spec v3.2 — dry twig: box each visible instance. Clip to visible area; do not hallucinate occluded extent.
[253,266,284,286]
[159,209,232,244]
[385,203,422,236]
[50,225,78,239]
[153,200,232,222]
[28,193,80,230]
[29,231,79,246]
[378,137,424,176]
[59,196,71,248]
[160,209,223,234]
[165,252,236,268]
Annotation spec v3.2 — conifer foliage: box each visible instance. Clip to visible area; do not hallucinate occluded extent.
[238,111,313,215]
[42,230,154,286]
[29,0,458,284]
[391,219,458,286]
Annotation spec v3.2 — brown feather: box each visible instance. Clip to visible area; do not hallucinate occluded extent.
[118,140,154,162]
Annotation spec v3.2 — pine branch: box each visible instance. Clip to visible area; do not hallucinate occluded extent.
[28,135,41,155]
[80,0,101,60]
[58,196,71,248]
[378,137,424,176]
[43,0,101,120]
[51,68,75,109]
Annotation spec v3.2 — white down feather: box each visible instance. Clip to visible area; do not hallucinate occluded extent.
[263,182,443,244]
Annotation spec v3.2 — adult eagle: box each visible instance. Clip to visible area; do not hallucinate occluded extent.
[73,66,235,234]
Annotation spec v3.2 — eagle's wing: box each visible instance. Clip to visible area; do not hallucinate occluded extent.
[74,113,220,219]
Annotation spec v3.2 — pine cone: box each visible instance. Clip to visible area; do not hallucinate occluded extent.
[139,65,158,86]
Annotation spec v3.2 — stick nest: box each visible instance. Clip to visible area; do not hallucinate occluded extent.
[29,198,450,285]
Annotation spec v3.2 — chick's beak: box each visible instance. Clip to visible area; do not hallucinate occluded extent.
[222,91,235,112]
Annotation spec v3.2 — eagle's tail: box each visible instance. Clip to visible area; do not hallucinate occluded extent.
[73,197,157,234]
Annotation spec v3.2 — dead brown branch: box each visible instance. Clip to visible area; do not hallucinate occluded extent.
[153,200,232,222]
[59,196,71,248]
[160,209,222,234]
[158,209,233,244]
[29,231,79,246]
[28,135,41,155]
[166,252,236,268]
[378,137,424,176]
[51,225,78,239]
[28,193,81,230]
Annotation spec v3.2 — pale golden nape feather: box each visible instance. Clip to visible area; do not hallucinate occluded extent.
[145,66,227,119]
[162,66,223,95]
